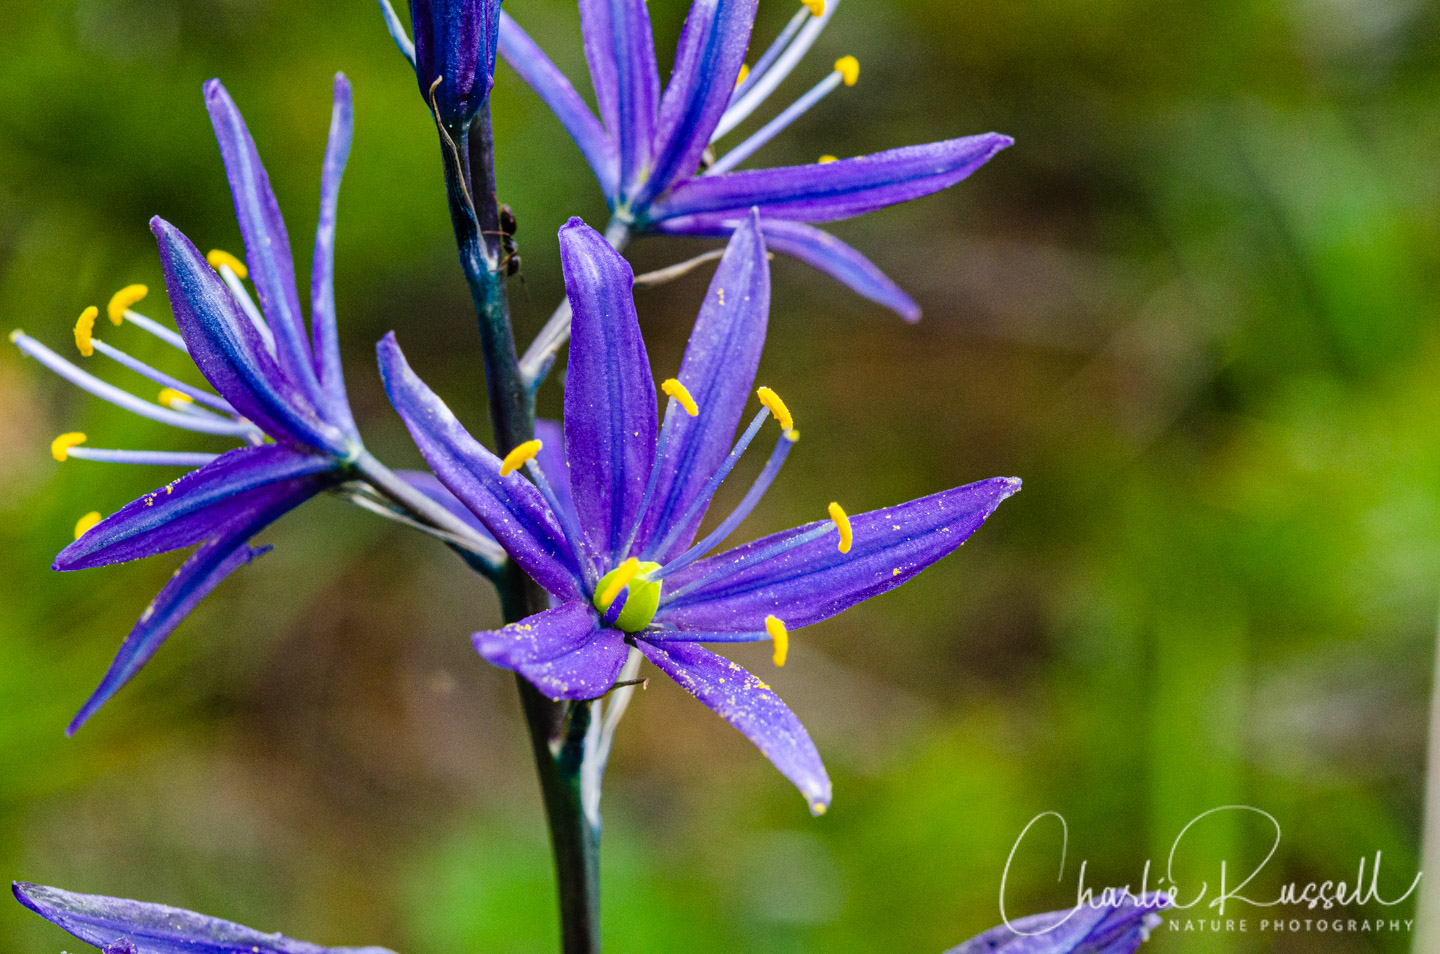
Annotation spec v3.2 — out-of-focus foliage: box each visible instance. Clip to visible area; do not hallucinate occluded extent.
[1,0,1437,952]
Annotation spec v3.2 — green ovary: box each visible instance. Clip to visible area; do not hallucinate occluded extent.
[593,561,663,633]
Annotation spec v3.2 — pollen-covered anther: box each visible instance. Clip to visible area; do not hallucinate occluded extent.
[735,64,750,88]
[756,386,794,431]
[499,439,543,477]
[73,511,103,539]
[51,432,87,462]
[157,388,194,409]
[818,155,838,164]
[662,378,700,417]
[766,615,790,667]
[73,307,99,357]
[206,249,249,280]
[106,284,148,325]
[828,501,852,553]
[802,0,825,16]
[835,55,860,87]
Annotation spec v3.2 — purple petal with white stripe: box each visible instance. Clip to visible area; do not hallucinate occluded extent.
[657,477,1020,632]
[945,894,1168,954]
[14,883,396,954]
[635,639,830,811]
[633,210,769,561]
[378,332,586,600]
[55,444,335,571]
[498,13,618,197]
[650,134,1013,223]
[310,73,358,435]
[559,218,657,563]
[578,0,659,197]
[473,601,628,700]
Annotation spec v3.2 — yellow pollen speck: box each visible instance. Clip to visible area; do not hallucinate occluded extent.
[207,249,249,279]
[73,511,102,539]
[598,557,642,610]
[835,55,860,87]
[766,615,789,667]
[812,801,828,816]
[802,0,825,15]
[756,386,794,431]
[662,378,700,417]
[735,64,750,87]
[107,284,148,325]
[828,502,853,553]
[51,432,87,462]
[818,154,838,164]
[73,306,98,357]
[892,568,901,576]
[500,439,543,477]
[158,388,194,409]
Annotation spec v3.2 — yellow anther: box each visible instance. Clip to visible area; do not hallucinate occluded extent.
[812,801,828,816]
[766,615,789,667]
[9,329,23,343]
[51,432,87,462]
[802,0,825,16]
[835,55,860,87]
[74,511,103,540]
[662,378,700,417]
[206,249,249,280]
[818,155,838,164]
[73,306,98,357]
[499,439,543,477]
[735,64,750,88]
[598,557,643,610]
[828,501,852,553]
[158,388,194,409]
[107,284,148,325]
[756,386,794,431]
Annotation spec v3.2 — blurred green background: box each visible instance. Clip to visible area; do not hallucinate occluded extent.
[2,0,1438,951]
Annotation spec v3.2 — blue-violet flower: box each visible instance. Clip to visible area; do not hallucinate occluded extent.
[378,0,502,129]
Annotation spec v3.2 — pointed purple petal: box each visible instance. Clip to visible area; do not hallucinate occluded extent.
[473,601,627,700]
[945,894,1168,954]
[398,470,495,540]
[498,13,618,197]
[635,639,830,811]
[637,0,757,205]
[378,332,586,600]
[658,477,1020,632]
[634,211,769,560]
[67,476,327,734]
[650,134,1013,223]
[14,883,397,954]
[310,73,358,436]
[559,218,657,563]
[55,444,335,570]
[203,80,325,408]
[151,216,346,455]
[578,0,659,197]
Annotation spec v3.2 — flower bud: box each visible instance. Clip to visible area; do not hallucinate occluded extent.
[411,0,500,128]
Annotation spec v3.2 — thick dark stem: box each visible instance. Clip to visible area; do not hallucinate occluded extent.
[440,105,602,954]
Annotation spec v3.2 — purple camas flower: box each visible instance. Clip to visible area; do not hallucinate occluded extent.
[8,76,362,735]
[378,210,1019,812]
[498,0,1012,320]
[377,0,502,129]
[15,881,1165,954]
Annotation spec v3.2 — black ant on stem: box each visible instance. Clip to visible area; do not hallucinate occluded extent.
[487,203,523,279]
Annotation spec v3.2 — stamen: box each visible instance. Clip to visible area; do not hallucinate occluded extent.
[87,339,235,414]
[500,439,543,476]
[523,457,599,585]
[73,307,99,357]
[713,0,842,141]
[802,0,826,14]
[652,429,798,580]
[206,249,249,280]
[818,155,838,163]
[74,511,103,539]
[709,59,858,176]
[11,332,259,438]
[661,520,834,605]
[216,264,275,353]
[107,285,148,326]
[724,7,810,124]
[598,557,642,610]
[766,615,789,666]
[618,398,684,562]
[735,64,750,88]
[828,501,852,553]
[116,309,188,352]
[661,379,700,417]
[756,386,794,431]
[65,447,220,467]
[52,432,87,461]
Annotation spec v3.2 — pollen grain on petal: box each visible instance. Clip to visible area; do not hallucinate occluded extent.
[756,386,794,431]
[835,56,860,87]
[158,388,194,409]
[73,511,103,539]
[106,284,148,325]
[73,306,99,357]
[802,0,825,16]
[828,501,853,553]
[499,439,544,476]
[662,378,700,417]
[206,249,249,280]
[51,432,87,462]
[766,615,789,667]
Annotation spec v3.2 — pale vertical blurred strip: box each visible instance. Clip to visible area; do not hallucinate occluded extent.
[1415,600,1440,954]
